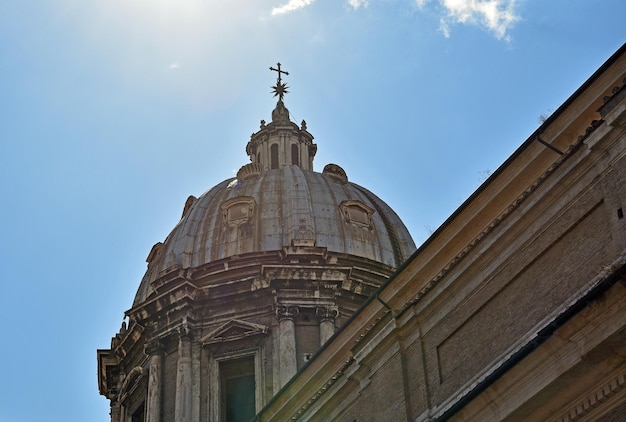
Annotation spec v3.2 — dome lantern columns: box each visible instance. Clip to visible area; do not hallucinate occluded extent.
[246,106,316,171]
[245,63,317,172]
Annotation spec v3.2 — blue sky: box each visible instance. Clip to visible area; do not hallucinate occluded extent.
[0,1,623,420]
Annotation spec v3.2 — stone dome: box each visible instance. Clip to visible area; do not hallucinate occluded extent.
[134,164,416,305]
[133,97,416,306]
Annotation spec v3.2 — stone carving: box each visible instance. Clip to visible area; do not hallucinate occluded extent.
[146,242,163,265]
[323,163,348,183]
[181,195,197,218]
[316,306,339,322]
[220,196,256,226]
[276,305,300,320]
[201,319,269,344]
[237,163,264,181]
[144,340,163,356]
[340,200,375,229]
[119,366,146,398]
[556,372,625,421]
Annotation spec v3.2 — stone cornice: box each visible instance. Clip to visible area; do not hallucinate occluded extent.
[288,357,355,421]
[556,371,626,422]
[125,280,197,322]
[397,118,606,318]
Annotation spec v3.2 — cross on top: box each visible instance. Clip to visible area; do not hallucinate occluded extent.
[269,62,289,83]
[270,62,289,101]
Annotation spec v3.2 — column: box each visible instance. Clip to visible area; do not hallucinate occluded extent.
[145,340,163,422]
[191,342,201,422]
[317,306,338,346]
[276,305,299,388]
[175,326,193,422]
[110,400,121,422]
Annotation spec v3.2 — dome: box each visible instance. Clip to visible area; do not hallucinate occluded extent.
[133,79,416,306]
[134,164,416,305]
[100,66,419,421]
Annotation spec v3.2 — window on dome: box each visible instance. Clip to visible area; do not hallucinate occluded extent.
[271,144,279,169]
[291,144,299,166]
[220,356,256,422]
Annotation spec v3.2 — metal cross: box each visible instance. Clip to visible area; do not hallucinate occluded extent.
[269,62,289,83]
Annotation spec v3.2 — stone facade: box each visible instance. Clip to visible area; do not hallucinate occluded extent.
[255,44,626,421]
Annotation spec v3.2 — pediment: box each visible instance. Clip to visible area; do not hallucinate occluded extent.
[201,319,268,344]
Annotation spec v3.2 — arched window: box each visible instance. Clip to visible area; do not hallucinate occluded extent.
[270,144,279,169]
[291,144,299,166]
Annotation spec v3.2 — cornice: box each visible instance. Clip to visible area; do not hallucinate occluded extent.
[397,119,605,317]
[555,370,626,422]
[288,357,355,421]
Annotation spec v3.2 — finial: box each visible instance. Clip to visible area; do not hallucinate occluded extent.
[270,62,289,101]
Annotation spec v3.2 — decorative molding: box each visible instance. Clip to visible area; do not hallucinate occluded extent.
[276,305,300,321]
[201,319,269,345]
[290,357,355,421]
[323,163,348,183]
[556,371,626,422]
[316,306,339,322]
[237,163,264,181]
[220,196,256,226]
[397,121,603,315]
[144,339,164,358]
[181,195,197,218]
[118,366,146,402]
[339,200,375,229]
[179,316,193,341]
[601,75,626,105]
[146,242,163,265]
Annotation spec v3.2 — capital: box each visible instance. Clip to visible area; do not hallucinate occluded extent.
[276,305,299,321]
[144,339,164,356]
[178,318,194,341]
[316,306,339,322]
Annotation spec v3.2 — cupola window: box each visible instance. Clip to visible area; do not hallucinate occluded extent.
[270,144,279,169]
[291,144,299,166]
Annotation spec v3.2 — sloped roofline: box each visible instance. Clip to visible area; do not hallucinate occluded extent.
[255,41,626,420]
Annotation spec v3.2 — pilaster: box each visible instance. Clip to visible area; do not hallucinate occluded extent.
[316,306,338,346]
[175,323,193,422]
[145,340,164,422]
[276,305,299,387]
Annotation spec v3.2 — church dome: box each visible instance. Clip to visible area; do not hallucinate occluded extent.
[100,65,418,420]
[133,75,416,306]
[134,164,415,304]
